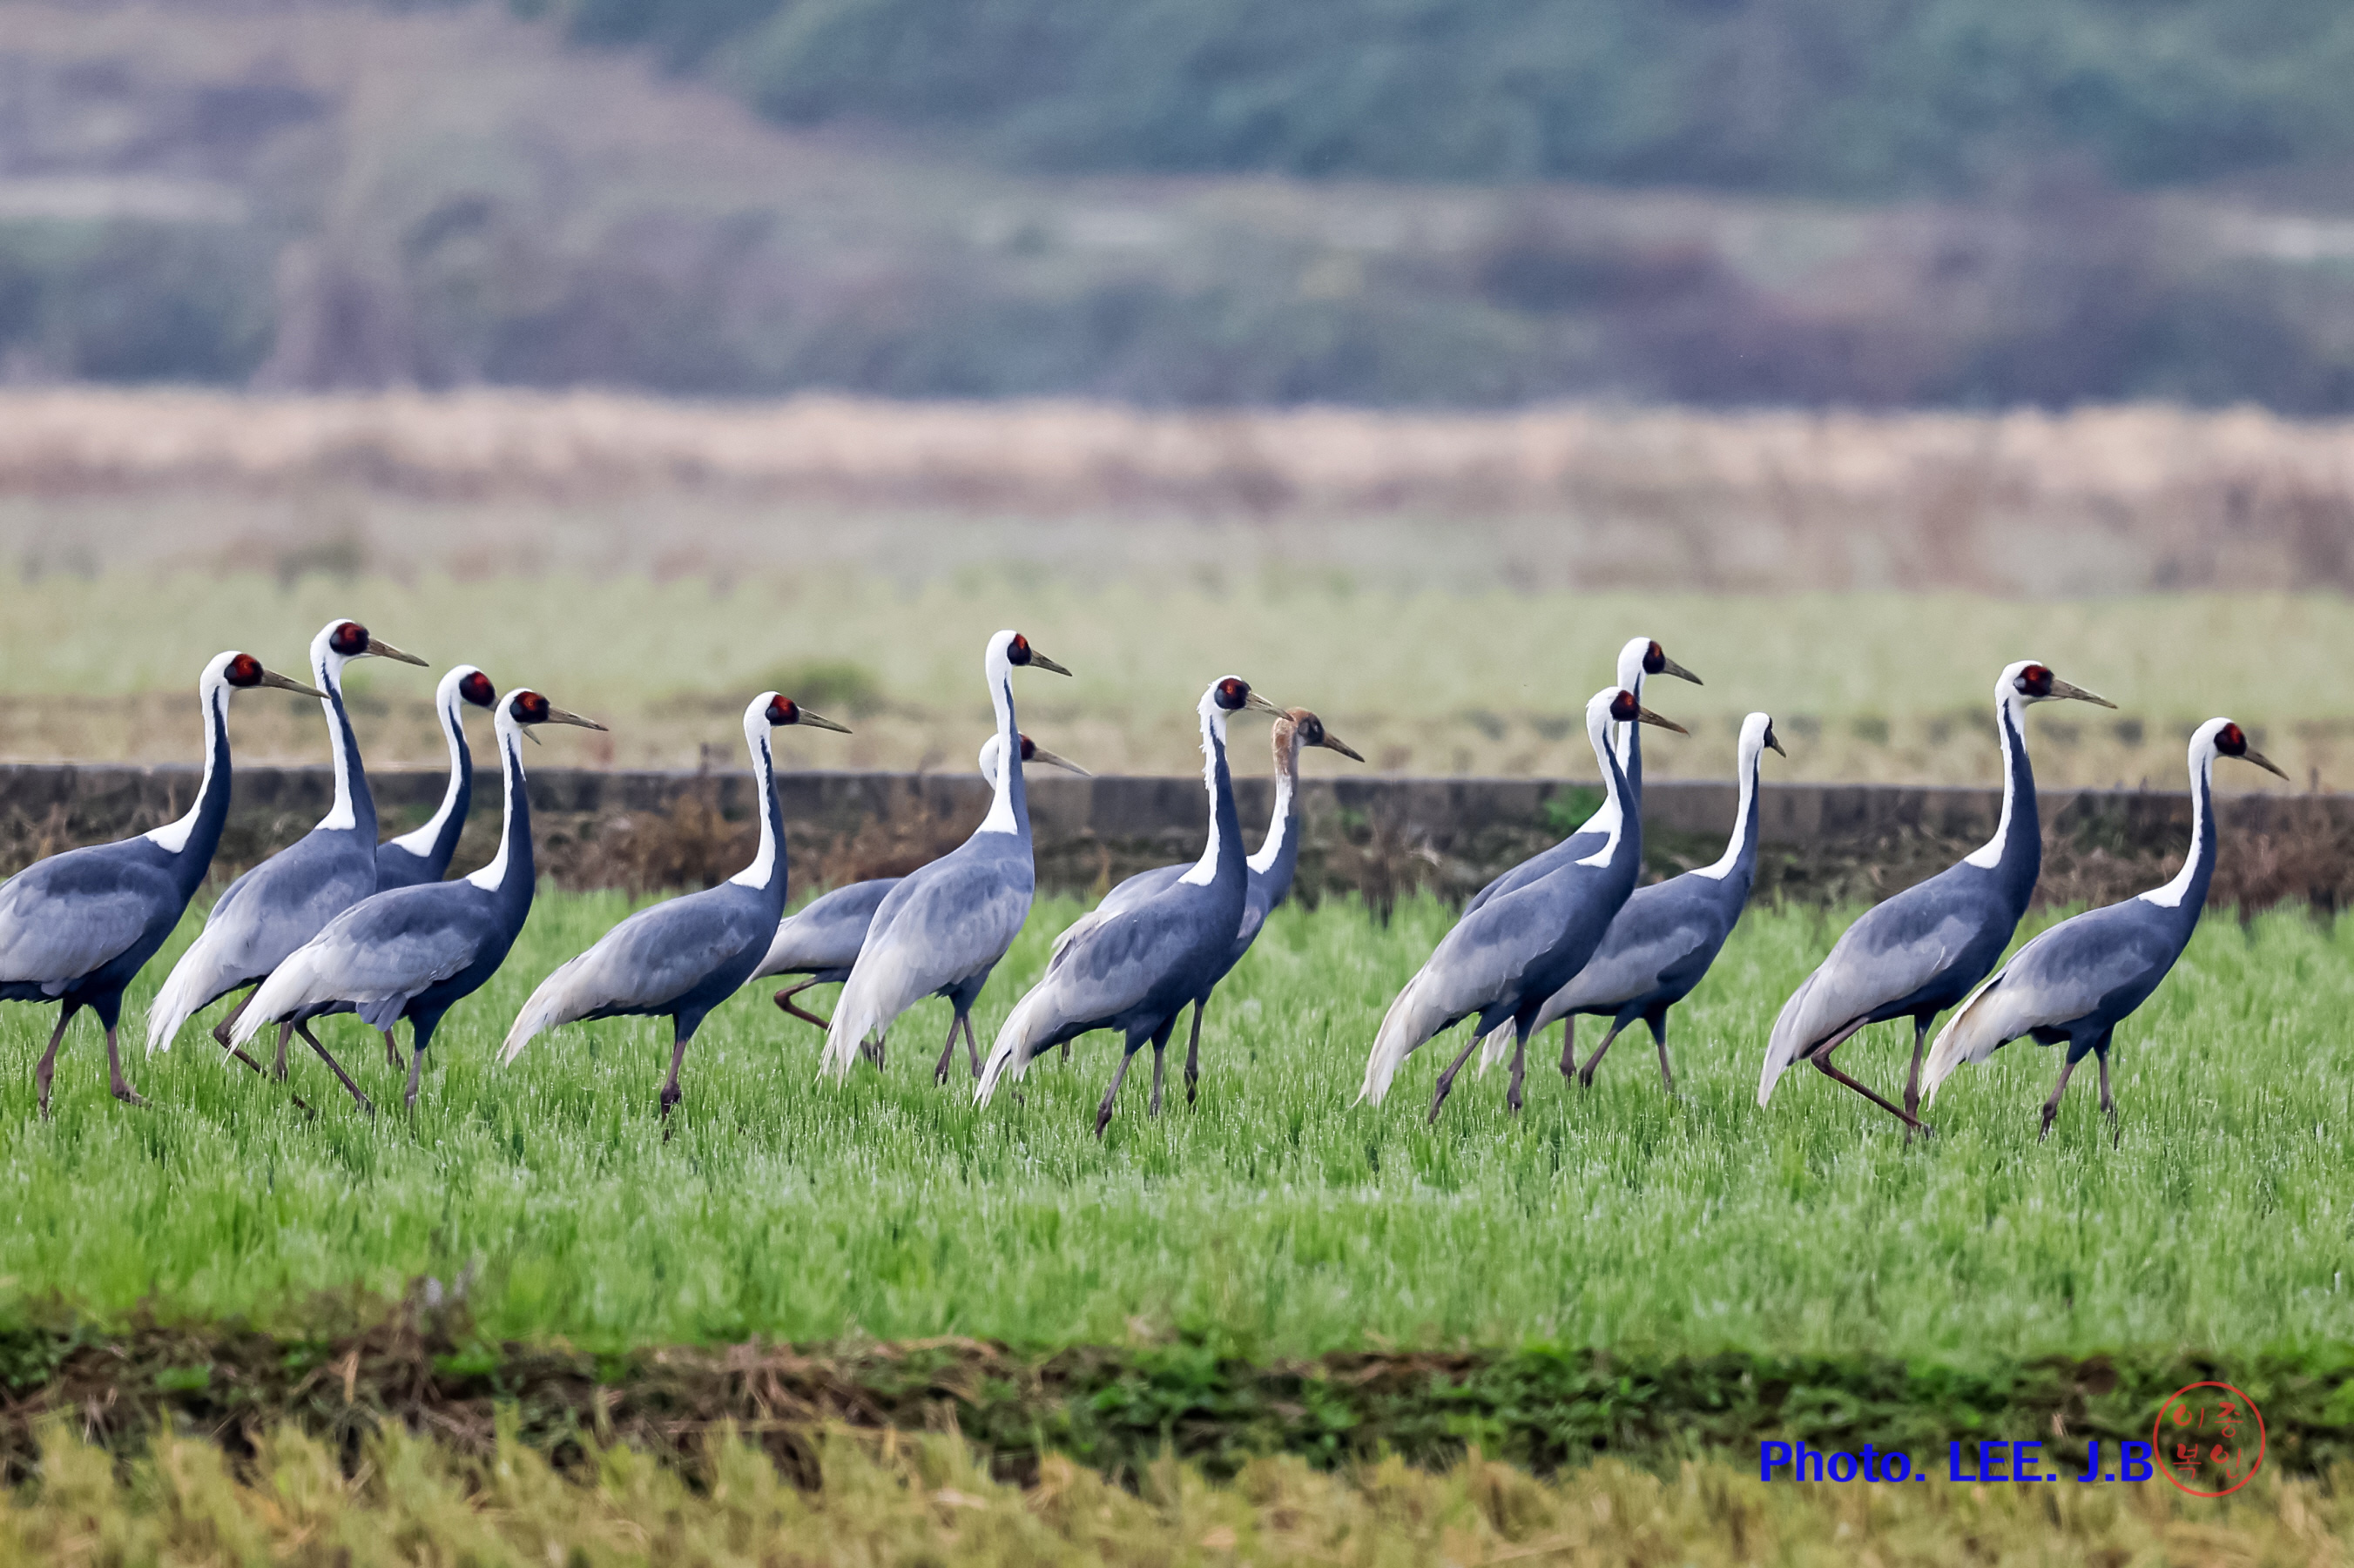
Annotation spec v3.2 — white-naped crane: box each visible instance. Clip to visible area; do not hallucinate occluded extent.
[1924,718,2285,1141]
[233,689,604,1113]
[976,676,1284,1135]
[1046,706,1361,1102]
[374,665,498,892]
[1470,636,1697,1077]
[755,730,1088,1044]
[145,619,427,1094]
[1517,712,1784,1099]
[0,651,323,1115]
[500,692,848,1118]
[1466,638,1699,918]
[818,629,1072,1086]
[1359,687,1686,1120]
[1757,661,2115,1134]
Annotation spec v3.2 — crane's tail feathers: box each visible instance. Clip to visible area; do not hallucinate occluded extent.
[1756,970,1820,1107]
[498,954,595,1066]
[1358,968,1454,1107]
[143,932,242,1057]
[1921,967,2014,1107]
[1474,1024,1513,1075]
[974,983,1059,1107]
[230,949,330,1048]
[820,939,933,1080]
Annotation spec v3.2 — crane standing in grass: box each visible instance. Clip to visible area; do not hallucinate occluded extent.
[977,676,1285,1134]
[500,692,848,1118]
[0,650,323,1115]
[145,618,428,1103]
[1359,686,1687,1120]
[1924,717,2286,1140]
[1526,712,1784,1095]
[1757,661,2115,1134]
[1048,705,1361,1102]
[234,689,606,1112]
[819,629,1073,1085]
[756,730,1089,1046]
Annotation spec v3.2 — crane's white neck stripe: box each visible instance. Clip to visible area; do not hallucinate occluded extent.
[465,720,527,891]
[1178,701,1230,887]
[1575,707,1627,868]
[146,675,228,855]
[729,730,781,887]
[1962,693,2023,871]
[1693,737,1760,882]
[315,649,359,833]
[389,686,469,856]
[977,668,1021,837]
[1247,761,1295,876]
[2142,742,2214,909]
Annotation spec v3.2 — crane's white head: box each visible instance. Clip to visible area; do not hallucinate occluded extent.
[1206,676,1282,723]
[495,688,605,745]
[985,629,1072,682]
[1586,686,1687,754]
[439,665,497,719]
[1739,710,1787,763]
[1276,708,1364,764]
[975,731,1090,777]
[1616,637,1703,692]
[201,649,325,711]
[2192,717,2288,780]
[310,618,427,687]
[1998,660,2114,710]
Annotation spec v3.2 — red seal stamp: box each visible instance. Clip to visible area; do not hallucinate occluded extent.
[2153,1382,2265,1497]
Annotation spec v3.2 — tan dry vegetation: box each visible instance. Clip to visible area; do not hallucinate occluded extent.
[3,388,2354,592]
[4,1417,2346,1568]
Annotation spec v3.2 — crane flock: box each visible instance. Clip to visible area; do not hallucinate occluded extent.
[0,620,2282,1143]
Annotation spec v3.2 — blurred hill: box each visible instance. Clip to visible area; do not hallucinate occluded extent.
[3,0,2353,407]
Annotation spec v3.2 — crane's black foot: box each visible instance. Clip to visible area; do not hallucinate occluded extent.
[1505,1076,1524,1114]
[110,1080,146,1108]
[1093,1104,1114,1141]
[658,1081,682,1120]
[2038,1105,2057,1142]
[385,1034,404,1072]
[404,1051,423,1113]
[1576,1063,1598,1090]
[1426,1083,1455,1126]
[1184,1070,1198,1107]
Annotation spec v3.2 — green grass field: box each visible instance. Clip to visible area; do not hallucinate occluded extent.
[3,890,2347,1360]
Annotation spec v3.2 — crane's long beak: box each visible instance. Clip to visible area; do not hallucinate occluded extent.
[1636,704,1688,735]
[1029,743,1090,777]
[2240,746,2290,781]
[367,636,428,667]
[1661,655,1703,685]
[1029,650,1073,676]
[2051,678,2115,709]
[1320,730,1366,762]
[1244,690,1285,716]
[795,709,853,733]
[542,705,607,732]
[1765,730,1787,757]
[259,670,329,699]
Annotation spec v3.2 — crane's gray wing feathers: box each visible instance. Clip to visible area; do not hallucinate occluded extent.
[1925,906,2181,1100]
[0,849,168,992]
[1051,865,1184,967]
[753,878,896,979]
[1757,903,1980,1101]
[821,854,1033,1075]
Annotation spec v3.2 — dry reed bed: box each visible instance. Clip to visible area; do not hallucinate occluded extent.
[3,390,2352,589]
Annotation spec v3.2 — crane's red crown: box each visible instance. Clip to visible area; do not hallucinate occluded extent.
[509,690,550,724]
[459,671,496,708]
[328,621,369,657]
[1609,689,1641,723]
[224,654,264,688]
[766,696,802,726]
[2016,663,2054,697]
[1214,677,1252,711]
[2217,722,2249,756]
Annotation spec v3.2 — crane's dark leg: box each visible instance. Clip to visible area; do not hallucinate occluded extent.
[297,1022,372,1114]
[772,981,832,1031]
[932,1013,963,1087]
[2095,1033,2119,1147]
[405,1045,424,1112]
[963,1013,982,1078]
[1506,1026,1529,1113]
[860,1032,887,1072]
[1429,1030,1486,1124]
[1577,1020,1628,1089]
[1901,1013,1934,1142]
[1648,1009,1675,1096]
[385,1028,405,1072]
[1183,997,1208,1106]
[1558,1017,1577,1082]
[1094,1042,1142,1140]
[1811,1040,1930,1134]
[1148,1014,1178,1119]
[660,1023,693,1120]
[209,987,256,1053]
[33,1005,75,1119]
[2039,1052,2083,1143]
[103,1025,144,1107]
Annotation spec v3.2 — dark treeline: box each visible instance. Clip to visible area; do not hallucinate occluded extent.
[516,0,2354,196]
